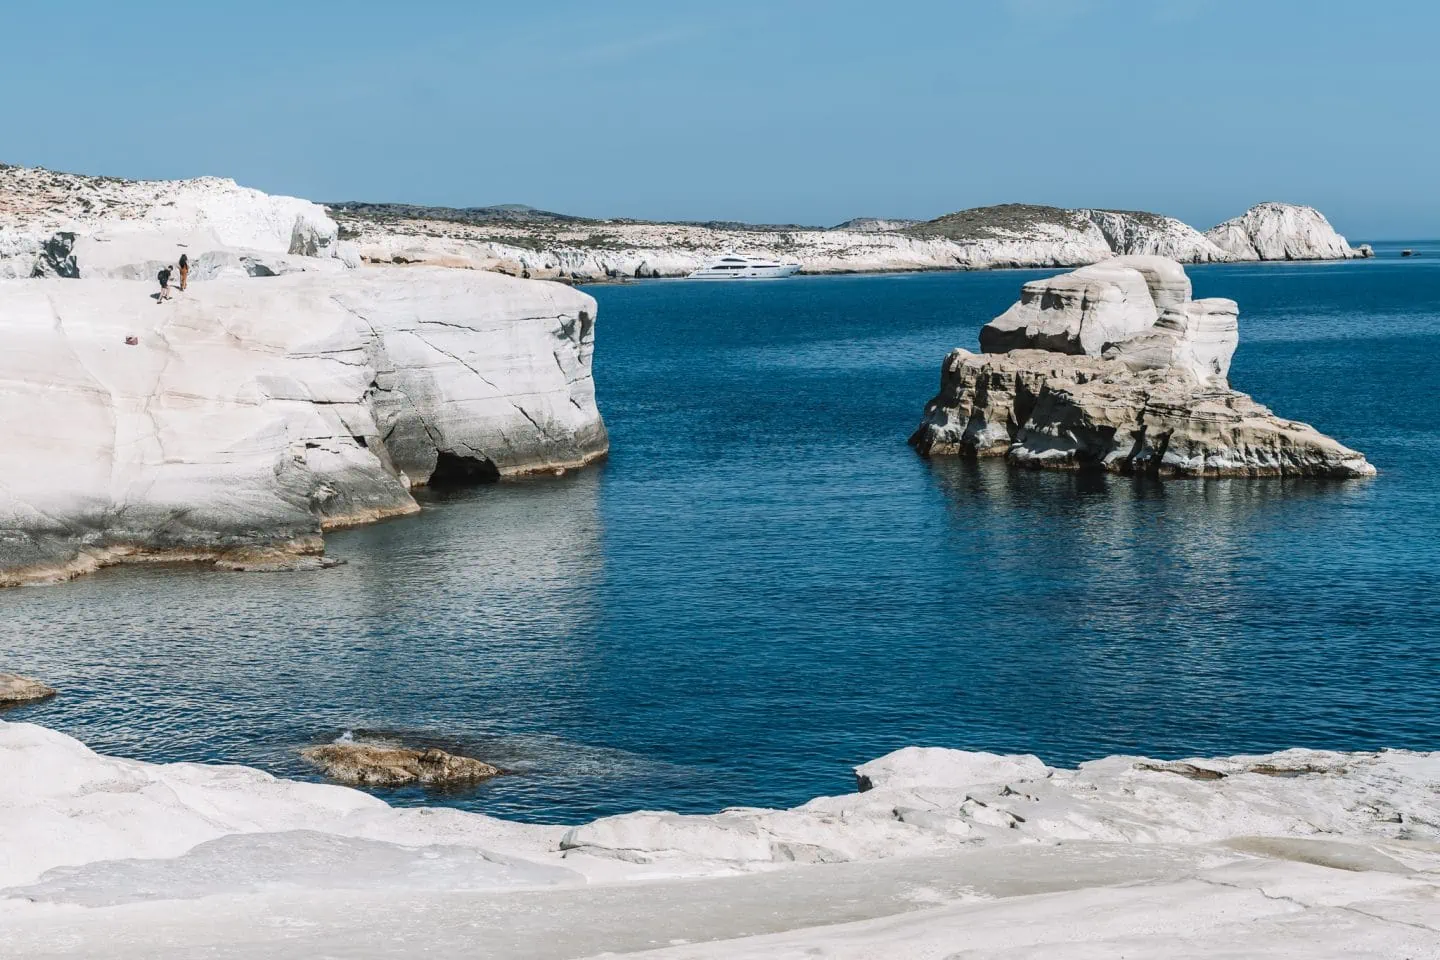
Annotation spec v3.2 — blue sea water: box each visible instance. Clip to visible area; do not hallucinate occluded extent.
[3,242,1439,824]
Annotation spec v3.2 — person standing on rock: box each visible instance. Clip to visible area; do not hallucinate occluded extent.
[178,254,190,291]
[157,264,173,302]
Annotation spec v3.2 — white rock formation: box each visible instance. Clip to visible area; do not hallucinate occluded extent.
[913,259,1375,477]
[912,348,1374,477]
[1107,297,1239,384]
[1111,252,1194,308]
[0,269,606,585]
[1,721,1436,958]
[1206,202,1368,261]
[0,165,347,279]
[1080,208,1231,261]
[978,258,1164,355]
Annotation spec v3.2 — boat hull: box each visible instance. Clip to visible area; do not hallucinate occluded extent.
[686,261,801,280]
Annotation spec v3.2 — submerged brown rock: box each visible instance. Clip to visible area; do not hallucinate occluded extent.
[0,673,57,707]
[300,742,501,787]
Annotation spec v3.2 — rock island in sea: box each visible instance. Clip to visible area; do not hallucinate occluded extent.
[910,255,1375,478]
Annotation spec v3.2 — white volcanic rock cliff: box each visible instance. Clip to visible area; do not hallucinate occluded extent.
[1206,202,1364,261]
[0,268,605,585]
[912,258,1374,477]
[0,165,343,280]
[1,721,1437,957]
[342,205,1234,281]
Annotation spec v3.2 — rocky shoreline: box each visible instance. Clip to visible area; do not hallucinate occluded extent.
[333,198,1370,283]
[1,720,1436,957]
[0,167,607,586]
[2,165,1369,287]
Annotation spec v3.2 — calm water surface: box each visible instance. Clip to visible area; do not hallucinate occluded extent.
[4,241,1439,823]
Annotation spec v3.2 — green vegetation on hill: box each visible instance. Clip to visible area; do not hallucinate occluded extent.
[903,204,1090,240]
[325,200,823,233]
[904,203,1177,241]
[326,201,588,227]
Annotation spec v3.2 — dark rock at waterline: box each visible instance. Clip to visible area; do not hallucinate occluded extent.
[301,741,501,787]
[0,673,57,707]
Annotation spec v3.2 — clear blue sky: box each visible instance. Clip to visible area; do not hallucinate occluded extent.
[2,0,1433,237]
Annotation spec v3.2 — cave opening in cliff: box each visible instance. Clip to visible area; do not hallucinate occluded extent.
[428,450,500,488]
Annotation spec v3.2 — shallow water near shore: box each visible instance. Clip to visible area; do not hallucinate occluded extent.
[4,241,1439,824]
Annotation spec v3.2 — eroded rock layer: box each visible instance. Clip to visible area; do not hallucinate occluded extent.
[910,349,1373,478]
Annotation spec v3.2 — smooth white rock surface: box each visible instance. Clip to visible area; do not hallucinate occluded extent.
[0,722,1436,958]
[979,259,1160,355]
[0,165,347,279]
[0,269,606,584]
[1107,296,1240,384]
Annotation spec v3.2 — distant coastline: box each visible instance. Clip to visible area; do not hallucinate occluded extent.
[330,198,1371,284]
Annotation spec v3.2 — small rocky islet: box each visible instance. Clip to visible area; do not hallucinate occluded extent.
[909,255,1375,478]
[0,674,56,708]
[300,740,502,788]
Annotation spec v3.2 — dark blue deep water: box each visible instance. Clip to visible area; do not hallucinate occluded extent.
[4,242,1439,823]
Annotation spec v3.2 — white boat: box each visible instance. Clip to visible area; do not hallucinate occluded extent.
[686,255,802,279]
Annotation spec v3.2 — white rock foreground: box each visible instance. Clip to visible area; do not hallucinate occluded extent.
[1,721,1437,958]
[912,256,1375,477]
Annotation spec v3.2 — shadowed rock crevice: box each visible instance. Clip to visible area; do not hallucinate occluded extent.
[427,450,501,488]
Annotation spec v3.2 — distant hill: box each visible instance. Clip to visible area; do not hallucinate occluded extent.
[830,217,922,233]
[325,201,588,226]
